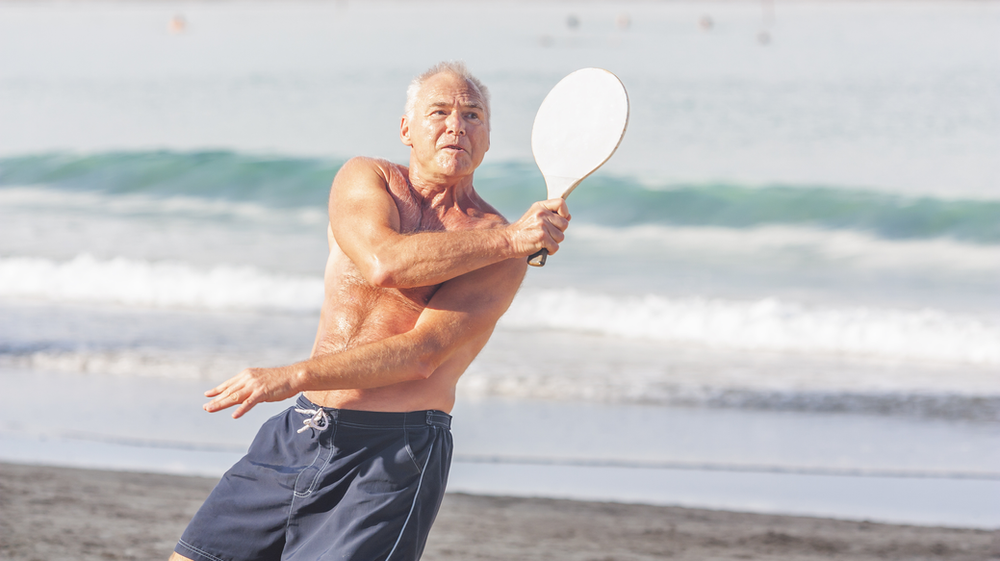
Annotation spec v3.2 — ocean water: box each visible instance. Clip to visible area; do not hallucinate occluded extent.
[1,1,998,527]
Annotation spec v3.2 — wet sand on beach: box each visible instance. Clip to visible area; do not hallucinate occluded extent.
[1,462,996,561]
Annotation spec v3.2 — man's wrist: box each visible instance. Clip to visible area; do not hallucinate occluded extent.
[291,363,314,392]
[498,226,520,259]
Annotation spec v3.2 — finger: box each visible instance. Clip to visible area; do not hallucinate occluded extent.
[541,223,563,254]
[205,381,230,398]
[544,213,570,234]
[205,372,246,397]
[204,396,230,413]
[205,386,244,413]
[206,367,254,398]
[542,219,565,244]
[548,221,566,244]
[540,198,571,220]
[530,220,564,254]
[231,394,257,419]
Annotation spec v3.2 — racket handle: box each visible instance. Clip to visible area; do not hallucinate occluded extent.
[527,249,548,267]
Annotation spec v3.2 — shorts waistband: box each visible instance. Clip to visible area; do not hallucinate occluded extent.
[295,395,451,429]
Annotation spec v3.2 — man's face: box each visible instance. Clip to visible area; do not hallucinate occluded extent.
[401,72,490,181]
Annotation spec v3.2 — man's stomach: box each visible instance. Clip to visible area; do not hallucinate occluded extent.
[303,375,459,414]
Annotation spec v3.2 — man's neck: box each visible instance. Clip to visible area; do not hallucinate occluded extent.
[407,163,477,210]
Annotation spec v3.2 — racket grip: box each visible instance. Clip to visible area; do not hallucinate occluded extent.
[527,249,548,267]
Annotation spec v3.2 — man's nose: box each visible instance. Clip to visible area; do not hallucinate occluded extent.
[446,111,465,136]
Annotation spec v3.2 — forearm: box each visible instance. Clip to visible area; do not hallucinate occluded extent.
[366,228,515,288]
[204,331,439,418]
[294,332,437,391]
[204,258,526,419]
[330,158,569,289]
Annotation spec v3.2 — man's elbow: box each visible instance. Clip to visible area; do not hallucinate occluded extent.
[365,259,405,289]
[367,265,396,288]
[408,359,437,381]
[368,261,424,289]
[406,342,448,381]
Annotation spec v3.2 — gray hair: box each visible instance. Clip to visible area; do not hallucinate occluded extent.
[404,61,491,122]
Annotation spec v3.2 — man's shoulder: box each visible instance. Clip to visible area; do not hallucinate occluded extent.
[337,156,409,181]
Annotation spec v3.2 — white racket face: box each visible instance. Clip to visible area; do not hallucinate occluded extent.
[531,68,630,199]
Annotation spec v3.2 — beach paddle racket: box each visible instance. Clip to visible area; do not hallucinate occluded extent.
[527,68,629,266]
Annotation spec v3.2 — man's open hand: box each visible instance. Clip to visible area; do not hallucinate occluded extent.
[507,198,571,257]
[204,366,303,419]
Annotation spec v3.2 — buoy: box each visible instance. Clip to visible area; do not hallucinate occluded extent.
[168,15,187,34]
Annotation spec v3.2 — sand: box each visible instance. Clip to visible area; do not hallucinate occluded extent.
[0,462,996,561]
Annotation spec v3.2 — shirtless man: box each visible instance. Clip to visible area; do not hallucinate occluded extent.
[171,61,570,561]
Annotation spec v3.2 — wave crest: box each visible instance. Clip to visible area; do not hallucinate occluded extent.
[3,151,998,243]
[502,289,1000,365]
[3,255,996,365]
[0,254,322,312]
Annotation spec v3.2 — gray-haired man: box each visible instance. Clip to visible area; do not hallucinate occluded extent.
[171,61,570,561]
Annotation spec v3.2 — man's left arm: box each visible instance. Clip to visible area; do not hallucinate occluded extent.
[203,258,527,418]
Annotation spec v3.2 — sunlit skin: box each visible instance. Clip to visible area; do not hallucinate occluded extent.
[402,71,491,189]
[193,70,571,422]
[168,67,572,561]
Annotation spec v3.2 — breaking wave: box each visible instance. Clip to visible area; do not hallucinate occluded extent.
[3,151,998,242]
[2,254,996,365]
[501,289,1000,366]
[0,254,323,312]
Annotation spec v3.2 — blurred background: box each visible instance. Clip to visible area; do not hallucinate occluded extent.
[0,0,998,528]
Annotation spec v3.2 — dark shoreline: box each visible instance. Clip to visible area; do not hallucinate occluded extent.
[0,461,995,561]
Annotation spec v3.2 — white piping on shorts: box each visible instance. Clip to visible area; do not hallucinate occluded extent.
[385,439,435,560]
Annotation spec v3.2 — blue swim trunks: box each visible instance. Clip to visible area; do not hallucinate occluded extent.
[175,395,453,561]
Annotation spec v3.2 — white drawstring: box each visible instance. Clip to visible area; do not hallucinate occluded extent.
[294,408,331,434]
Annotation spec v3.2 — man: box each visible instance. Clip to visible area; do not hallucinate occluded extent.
[171,61,570,561]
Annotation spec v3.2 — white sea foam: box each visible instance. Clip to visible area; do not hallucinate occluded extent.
[4,333,996,420]
[501,289,1000,366]
[459,328,1000,420]
[571,224,1000,273]
[0,349,243,380]
[0,186,327,225]
[3,254,997,365]
[0,254,323,311]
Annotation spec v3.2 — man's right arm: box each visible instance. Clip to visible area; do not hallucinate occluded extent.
[203,256,528,418]
[329,157,569,289]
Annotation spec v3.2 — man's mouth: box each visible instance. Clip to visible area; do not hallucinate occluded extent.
[442,145,465,152]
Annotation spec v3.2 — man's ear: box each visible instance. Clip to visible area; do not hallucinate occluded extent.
[399,115,412,146]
